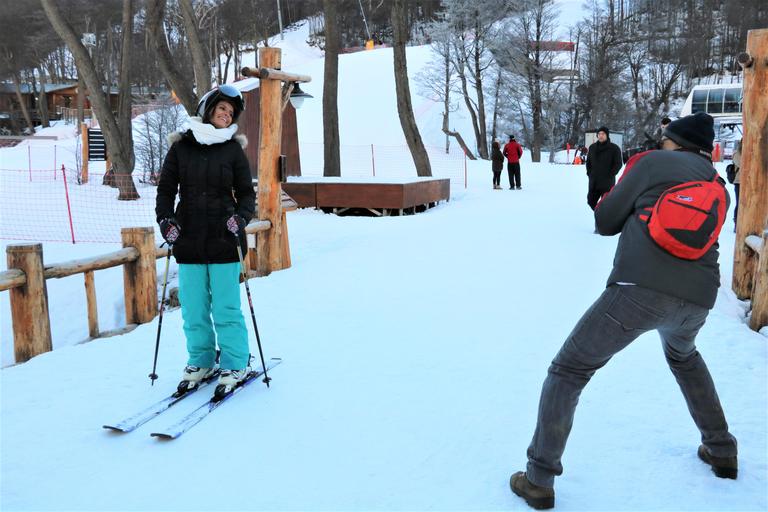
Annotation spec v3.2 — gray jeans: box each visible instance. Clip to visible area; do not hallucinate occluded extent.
[526,284,737,487]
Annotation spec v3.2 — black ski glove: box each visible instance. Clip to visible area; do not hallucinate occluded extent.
[159,217,180,244]
[226,214,247,235]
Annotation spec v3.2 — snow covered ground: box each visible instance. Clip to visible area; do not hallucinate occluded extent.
[2,17,767,512]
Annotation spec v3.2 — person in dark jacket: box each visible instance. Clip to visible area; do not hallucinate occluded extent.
[585,127,623,210]
[503,134,524,190]
[653,116,672,148]
[732,139,742,229]
[155,84,256,395]
[491,140,504,189]
[509,113,737,510]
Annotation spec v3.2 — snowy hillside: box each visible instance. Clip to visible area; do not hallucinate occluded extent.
[1,17,767,512]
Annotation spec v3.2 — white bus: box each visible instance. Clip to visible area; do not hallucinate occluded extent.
[680,83,742,158]
[680,83,742,118]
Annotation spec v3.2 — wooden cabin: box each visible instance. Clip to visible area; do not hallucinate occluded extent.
[234,78,301,178]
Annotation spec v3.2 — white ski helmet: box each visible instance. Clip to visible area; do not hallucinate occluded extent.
[196,84,245,123]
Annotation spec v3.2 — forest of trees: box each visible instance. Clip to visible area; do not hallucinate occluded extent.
[417,0,768,161]
[1,0,766,180]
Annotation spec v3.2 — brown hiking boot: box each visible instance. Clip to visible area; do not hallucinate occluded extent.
[510,471,555,510]
[698,445,737,479]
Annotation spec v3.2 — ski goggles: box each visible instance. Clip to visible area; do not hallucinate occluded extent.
[217,84,242,102]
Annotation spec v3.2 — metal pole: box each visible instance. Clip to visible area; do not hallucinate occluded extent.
[149,246,172,385]
[235,237,271,387]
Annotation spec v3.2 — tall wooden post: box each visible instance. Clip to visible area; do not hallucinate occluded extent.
[7,244,52,362]
[256,47,284,276]
[732,28,768,299]
[121,227,157,324]
[81,122,89,184]
[749,231,768,330]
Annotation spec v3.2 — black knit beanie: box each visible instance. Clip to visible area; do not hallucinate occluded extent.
[597,126,610,136]
[663,112,715,157]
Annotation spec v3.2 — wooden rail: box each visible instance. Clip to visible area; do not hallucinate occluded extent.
[743,229,768,330]
[2,220,273,364]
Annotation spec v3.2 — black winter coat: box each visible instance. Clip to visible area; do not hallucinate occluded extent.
[155,130,256,264]
[491,145,505,172]
[595,149,727,308]
[586,140,623,190]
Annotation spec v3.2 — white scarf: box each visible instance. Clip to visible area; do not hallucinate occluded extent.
[186,116,239,145]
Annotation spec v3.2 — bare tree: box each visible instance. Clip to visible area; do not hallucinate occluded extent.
[432,0,511,160]
[179,0,211,95]
[493,0,561,162]
[391,0,431,176]
[0,2,50,134]
[41,0,138,199]
[145,0,197,113]
[322,0,341,177]
[134,97,186,184]
[417,24,466,155]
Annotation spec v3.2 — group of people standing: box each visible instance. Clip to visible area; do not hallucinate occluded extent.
[491,134,524,190]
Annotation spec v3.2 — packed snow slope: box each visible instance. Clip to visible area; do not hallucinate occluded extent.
[1,17,767,512]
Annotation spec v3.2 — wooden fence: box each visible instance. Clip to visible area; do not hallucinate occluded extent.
[1,223,269,364]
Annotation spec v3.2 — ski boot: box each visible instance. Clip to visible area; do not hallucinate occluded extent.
[213,357,254,401]
[175,365,217,396]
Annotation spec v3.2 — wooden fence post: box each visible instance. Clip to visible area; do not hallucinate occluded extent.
[256,47,284,276]
[121,227,157,324]
[81,122,89,184]
[749,230,768,330]
[279,211,292,269]
[7,244,52,362]
[732,28,768,299]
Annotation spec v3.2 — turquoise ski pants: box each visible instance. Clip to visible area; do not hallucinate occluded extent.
[178,262,250,371]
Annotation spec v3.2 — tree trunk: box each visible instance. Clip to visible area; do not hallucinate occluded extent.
[322,0,341,176]
[116,0,136,199]
[455,54,483,159]
[179,0,211,95]
[442,114,476,160]
[145,0,197,114]
[391,0,431,177]
[11,72,35,134]
[77,74,85,132]
[473,17,489,160]
[443,49,451,154]
[37,66,50,127]
[41,0,137,200]
[491,67,502,143]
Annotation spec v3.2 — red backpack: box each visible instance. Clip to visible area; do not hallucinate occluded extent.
[639,174,727,260]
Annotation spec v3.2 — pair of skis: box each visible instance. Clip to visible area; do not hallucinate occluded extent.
[103,358,281,439]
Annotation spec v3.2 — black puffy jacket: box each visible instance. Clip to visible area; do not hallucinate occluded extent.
[155,130,255,264]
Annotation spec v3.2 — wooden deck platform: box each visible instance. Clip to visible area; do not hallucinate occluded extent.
[281,178,450,216]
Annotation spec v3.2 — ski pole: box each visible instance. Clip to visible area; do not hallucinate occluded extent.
[149,245,172,385]
[233,233,271,388]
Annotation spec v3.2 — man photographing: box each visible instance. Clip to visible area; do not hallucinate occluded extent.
[509,112,736,510]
